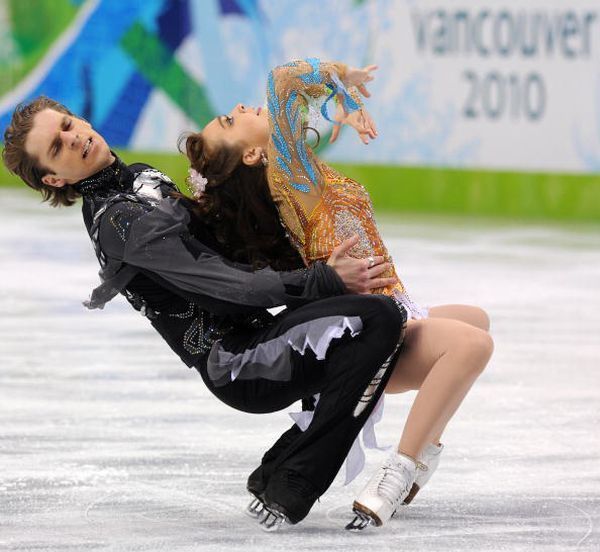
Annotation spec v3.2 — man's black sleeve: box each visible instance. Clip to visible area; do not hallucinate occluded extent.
[97,197,346,309]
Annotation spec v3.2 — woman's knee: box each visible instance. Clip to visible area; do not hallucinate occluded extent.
[466,305,491,332]
[459,327,494,374]
[474,307,491,332]
[429,304,491,331]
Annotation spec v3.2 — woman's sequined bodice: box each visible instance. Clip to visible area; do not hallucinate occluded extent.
[265,58,416,307]
[303,163,404,297]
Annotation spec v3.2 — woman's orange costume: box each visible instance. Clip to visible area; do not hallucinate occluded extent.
[265,59,425,318]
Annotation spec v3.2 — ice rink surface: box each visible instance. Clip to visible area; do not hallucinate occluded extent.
[1,189,599,552]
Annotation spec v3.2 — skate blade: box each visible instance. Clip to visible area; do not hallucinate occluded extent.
[245,497,265,519]
[345,503,382,531]
[345,512,373,531]
[402,483,420,506]
[257,507,289,532]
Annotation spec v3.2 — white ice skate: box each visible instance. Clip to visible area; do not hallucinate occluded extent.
[345,451,417,530]
[402,442,444,506]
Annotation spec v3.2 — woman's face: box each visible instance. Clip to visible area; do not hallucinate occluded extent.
[202,103,269,160]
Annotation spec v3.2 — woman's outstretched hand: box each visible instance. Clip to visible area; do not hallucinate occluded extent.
[330,104,378,144]
[331,64,378,144]
[327,235,398,294]
[343,64,378,97]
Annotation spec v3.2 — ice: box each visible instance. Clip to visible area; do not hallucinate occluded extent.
[0,189,599,551]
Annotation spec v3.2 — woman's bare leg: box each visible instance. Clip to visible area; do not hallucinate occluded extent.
[427,304,490,331]
[385,317,494,457]
[351,306,493,524]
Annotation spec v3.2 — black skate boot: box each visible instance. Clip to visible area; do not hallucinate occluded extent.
[245,465,267,519]
[245,424,303,518]
[258,469,320,530]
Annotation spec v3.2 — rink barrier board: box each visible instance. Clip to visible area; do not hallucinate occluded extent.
[335,164,600,221]
[0,150,598,221]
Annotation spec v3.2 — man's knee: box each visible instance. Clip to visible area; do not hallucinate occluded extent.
[358,295,406,345]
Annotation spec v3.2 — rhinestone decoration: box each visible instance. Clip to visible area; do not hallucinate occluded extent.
[265,59,414,299]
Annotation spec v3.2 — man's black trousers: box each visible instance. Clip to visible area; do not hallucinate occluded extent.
[196,294,406,521]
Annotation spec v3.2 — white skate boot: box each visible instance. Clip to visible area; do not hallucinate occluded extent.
[345,451,417,530]
[403,442,444,505]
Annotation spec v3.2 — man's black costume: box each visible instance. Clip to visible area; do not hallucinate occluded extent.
[76,156,407,525]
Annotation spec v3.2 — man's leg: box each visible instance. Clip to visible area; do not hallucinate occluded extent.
[246,424,302,503]
[198,294,406,524]
[246,394,316,510]
[261,295,406,523]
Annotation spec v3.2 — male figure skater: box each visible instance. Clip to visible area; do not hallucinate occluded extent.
[2,96,407,530]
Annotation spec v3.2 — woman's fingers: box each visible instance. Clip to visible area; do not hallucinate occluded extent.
[359,131,370,145]
[364,64,379,73]
[356,110,377,141]
[356,83,370,98]
[329,123,341,144]
[364,111,377,136]
[345,64,378,89]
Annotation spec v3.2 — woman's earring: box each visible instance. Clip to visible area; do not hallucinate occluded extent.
[260,150,269,167]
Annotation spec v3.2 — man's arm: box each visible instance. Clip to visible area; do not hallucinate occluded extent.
[97,197,347,310]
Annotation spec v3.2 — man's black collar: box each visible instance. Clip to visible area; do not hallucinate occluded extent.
[73,154,134,198]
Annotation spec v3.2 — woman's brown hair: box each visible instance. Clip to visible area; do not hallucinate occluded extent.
[179,132,303,271]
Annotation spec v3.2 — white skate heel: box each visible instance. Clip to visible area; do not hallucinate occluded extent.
[346,451,417,530]
[403,442,444,505]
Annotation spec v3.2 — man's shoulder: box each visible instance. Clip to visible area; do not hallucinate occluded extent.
[101,199,152,227]
[97,199,152,250]
[128,162,155,174]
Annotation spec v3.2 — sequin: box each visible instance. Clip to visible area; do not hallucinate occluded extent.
[290,181,311,193]
[276,155,293,178]
[298,57,322,84]
[109,202,145,242]
[295,135,317,186]
[271,119,291,163]
[333,211,373,258]
[182,316,206,355]
[109,212,129,242]
[265,59,411,299]
[169,304,226,355]
[303,167,406,296]
[267,71,280,113]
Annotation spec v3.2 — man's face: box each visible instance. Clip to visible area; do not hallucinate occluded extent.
[25,108,114,187]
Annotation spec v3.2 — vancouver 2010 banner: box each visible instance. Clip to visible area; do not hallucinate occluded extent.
[1,0,599,173]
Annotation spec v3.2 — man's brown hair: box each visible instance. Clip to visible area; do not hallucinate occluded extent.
[2,96,81,207]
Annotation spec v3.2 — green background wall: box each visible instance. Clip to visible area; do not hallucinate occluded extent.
[2,153,598,221]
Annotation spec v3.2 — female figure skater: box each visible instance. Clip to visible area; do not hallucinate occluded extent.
[182,58,494,529]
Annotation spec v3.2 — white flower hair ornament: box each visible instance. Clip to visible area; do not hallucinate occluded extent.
[187,168,208,199]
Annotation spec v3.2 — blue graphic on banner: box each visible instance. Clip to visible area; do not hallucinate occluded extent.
[0,0,477,167]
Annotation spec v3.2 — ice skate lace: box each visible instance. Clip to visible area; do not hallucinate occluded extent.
[370,459,415,507]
